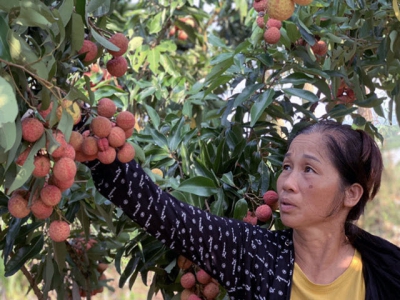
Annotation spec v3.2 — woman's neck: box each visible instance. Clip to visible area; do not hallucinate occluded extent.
[293,226,355,284]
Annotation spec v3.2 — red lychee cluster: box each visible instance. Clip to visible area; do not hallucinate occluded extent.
[106,33,129,77]
[74,100,136,164]
[69,235,109,297]
[177,255,221,300]
[242,190,278,225]
[253,0,314,46]
[169,17,196,42]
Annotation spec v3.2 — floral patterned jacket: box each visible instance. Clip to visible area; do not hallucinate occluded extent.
[87,159,400,300]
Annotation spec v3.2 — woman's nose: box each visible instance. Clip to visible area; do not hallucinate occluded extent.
[278,171,298,193]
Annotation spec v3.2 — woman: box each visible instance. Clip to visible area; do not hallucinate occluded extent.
[86,120,400,299]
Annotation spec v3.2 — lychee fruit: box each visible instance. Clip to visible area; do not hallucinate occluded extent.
[91,116,112,138]
[107,33,129,57]
[266,0,295,21]
[78,40,98,62]
[56,99,81,125]
[255,204,272,222]
[263,190,279,206]
[48,220,70,242]
[8,194,30,218]
[97,263,108,273]
[180,272,196,289]
[33,155,51,177]
[180,289,194,300]
[38,102,53,120]
[97,138,110,152]
[203,282,220,300]
[196,269,212,285]
[40,185,62,206]
[253,0,268,12]
[169,26,176,37]
[294,0,313,5]
[53,157,77,181]
[49,130,68,158]
[124,126,135,139]
[108,127,126,148]
[98,147,117,164]
[117,142,135,163]
[311,40,328,56]
[75,151,97,163]
[97,98,117,118]
[16,147,32,166]
[177,255,193,270]
[31,197,53,219]
[49,176,75,192]
[266,18,282,29]
[116,111,135,130]
[177,30,188,41]
[243,210,258,225]
[60,144,76,160]
[256,16,266,29]
[187,295,201,300]
[68,131,84,151]
[264,27,281,44]
[81,136,99,156]
[106,56,128,77]
[21,118,44,142]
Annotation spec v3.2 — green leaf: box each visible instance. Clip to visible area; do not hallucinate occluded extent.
[4,218,22,265]
[52,239,67,273]
[177,176,219,197]
[250,89,275,127]
[148,12,163,34]
[119,256,140,288]
[13,3,53,29]
[220,172,236,187]
[5,235,44,277]
[7,134,46,194]
[205,57,234,84]
[58,0,74,26]
[283,88,319,103]
[87,0,110,13]
[210,189,225,216]
[168,118,185,152]
[233,83,264,107]
[8,32,48,79]
[0,76,18,125]
[0,15,11,61]
[70,13,85,53]
[90,27,119,51]
[233,198,248,220]
[147,48,160,74]
[0,122,16,152]
[43,250,55,294]
[159,54,179,77]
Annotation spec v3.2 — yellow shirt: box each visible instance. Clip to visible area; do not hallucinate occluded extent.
[291,249,365,300]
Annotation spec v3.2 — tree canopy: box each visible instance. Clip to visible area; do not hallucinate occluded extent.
[0,0,399,299]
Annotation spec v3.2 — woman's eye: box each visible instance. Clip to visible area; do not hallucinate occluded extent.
[304,166,314,173]
[282,164,291,170]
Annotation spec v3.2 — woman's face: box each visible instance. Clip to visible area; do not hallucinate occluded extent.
[276,132,347,230]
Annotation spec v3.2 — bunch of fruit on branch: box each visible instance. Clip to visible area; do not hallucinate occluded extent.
[78,32,130,77]
[177,255,221,300]
[7,95,136,245]
[253,0,326,55]
[242,190,279,225]
[68,235,110,297]
[169,17,196,41]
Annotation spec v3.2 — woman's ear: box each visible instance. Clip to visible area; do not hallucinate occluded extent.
[344,183,363,208]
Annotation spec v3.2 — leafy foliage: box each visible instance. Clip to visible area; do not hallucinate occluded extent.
[0,0,399,299]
